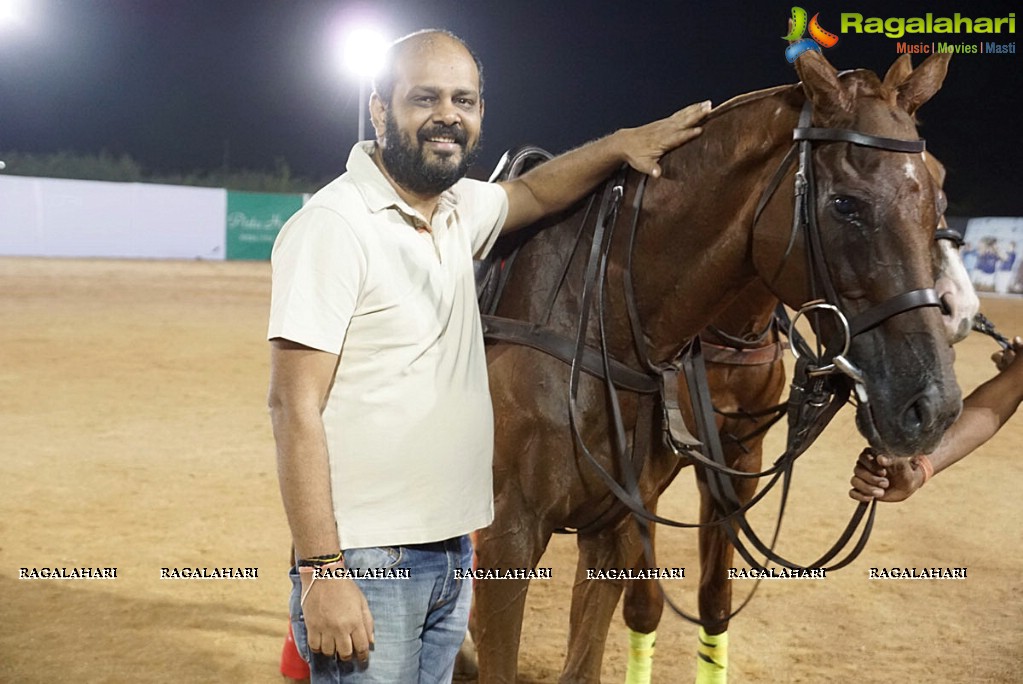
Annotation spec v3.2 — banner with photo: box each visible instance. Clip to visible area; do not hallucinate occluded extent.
[962,217,1023,296]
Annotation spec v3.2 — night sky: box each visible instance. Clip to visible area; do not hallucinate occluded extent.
[0,0,1020,213]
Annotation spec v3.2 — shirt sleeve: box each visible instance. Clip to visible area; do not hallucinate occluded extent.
[267,206,367,354]
[457,180,509,259]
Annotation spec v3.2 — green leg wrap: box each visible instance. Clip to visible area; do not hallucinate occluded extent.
[695,627,728,684]
[625,629,656,684]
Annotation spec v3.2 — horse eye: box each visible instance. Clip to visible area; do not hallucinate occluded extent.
[832,195,860,217]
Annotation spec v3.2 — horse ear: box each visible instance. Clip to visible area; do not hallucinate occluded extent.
[794,50,848,114]
[882,54,914,91]
[896,52,951,114]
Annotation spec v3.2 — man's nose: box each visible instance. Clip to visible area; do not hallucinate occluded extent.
[434,99,461,126]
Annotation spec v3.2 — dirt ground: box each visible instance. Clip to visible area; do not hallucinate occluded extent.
[1,257,1021,683]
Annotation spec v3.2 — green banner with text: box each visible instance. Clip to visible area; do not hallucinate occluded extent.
[225,191,303,260]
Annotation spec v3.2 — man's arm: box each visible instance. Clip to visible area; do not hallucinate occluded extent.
[850,336,1023,502]
[269,339,343,557]
[268,339,373,663]
[497,100,710,233]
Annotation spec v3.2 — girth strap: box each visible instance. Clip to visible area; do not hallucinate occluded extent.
[482,315,658,394]
[699,338,788,366]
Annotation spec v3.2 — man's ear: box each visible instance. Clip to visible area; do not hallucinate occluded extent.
[479,97,485,122]
[369,92,387,141]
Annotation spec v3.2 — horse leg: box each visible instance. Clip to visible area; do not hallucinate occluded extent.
[473,501,551,683]
[694,444,761,684]
[621,517,663,684]
[560,517,642,684]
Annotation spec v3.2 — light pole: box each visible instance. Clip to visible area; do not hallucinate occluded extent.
[342,26,389,141]
[0,0,29,172]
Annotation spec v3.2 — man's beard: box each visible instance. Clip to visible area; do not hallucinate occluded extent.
[380,112,480,195]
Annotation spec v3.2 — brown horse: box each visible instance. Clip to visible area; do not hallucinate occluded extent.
[473,50,961,682]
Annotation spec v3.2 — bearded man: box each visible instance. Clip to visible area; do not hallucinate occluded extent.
[267,28,708,683]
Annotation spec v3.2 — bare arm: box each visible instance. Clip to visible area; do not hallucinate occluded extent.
[850,336,1023,502]
[497,100,710,232]
[268,338,373,663]
[929,339,1023,472]
[268,338,341,558]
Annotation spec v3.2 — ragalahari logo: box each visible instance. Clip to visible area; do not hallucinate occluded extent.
[784,7,839,62]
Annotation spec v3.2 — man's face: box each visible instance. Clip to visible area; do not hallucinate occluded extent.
[374,38,483,195]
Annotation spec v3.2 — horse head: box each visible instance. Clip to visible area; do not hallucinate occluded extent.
[754,50,962,457]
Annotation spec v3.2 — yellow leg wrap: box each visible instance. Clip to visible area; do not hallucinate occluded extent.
[695,627,728,684]
[625,629,656,684]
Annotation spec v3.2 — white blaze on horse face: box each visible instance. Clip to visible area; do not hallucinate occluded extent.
[935,239,980,344]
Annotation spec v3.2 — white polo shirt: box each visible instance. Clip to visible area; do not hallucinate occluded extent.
[268,142,508,549]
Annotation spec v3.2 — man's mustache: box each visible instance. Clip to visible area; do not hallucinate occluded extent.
[418,125,468,146]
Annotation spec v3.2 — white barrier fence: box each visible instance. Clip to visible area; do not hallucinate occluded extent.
[0,175,227,260]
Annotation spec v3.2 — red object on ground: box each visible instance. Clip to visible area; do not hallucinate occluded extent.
[281,621,311,680]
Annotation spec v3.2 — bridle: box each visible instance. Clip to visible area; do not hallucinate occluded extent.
[678,100,948,589]
[753,101,943,391]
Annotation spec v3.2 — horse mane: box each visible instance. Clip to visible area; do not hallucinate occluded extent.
[700,68,891,124]
[704,83,800,122]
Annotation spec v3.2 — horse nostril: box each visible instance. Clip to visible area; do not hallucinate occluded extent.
[939,294,952,316]
[901,391,936,436]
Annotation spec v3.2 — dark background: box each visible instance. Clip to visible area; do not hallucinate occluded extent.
[0,0,1019,212]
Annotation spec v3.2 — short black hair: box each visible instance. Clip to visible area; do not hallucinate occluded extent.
[372,29,484,104]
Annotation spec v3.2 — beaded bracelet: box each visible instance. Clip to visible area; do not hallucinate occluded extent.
[297,551,344,568]
[917,454,935,485]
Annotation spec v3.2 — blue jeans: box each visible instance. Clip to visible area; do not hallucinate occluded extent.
[289,535,473,683]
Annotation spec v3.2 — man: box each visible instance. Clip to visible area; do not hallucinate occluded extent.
[267,29,709,683]
[850,336,1023,502]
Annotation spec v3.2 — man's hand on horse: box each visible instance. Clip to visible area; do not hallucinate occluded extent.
[616,100,711,178]
[849,447,927,503]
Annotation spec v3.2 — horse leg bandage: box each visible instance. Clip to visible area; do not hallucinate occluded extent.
[625,629,656,684]
[696,627,728,684]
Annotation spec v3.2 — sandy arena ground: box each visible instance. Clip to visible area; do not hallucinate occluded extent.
[1,256,1021,683]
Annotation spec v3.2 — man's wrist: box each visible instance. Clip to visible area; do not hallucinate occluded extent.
[916,454,935,485]
[298,551,345,568]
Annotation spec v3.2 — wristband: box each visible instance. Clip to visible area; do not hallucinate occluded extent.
[916,454,935,485]
[298,551,344,568]
[298,560,346,576]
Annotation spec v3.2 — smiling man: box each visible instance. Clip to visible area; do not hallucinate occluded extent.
[267,29,708,683]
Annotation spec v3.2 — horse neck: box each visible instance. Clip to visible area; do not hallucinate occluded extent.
[629,87,803,362]
[702,280,779,345]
